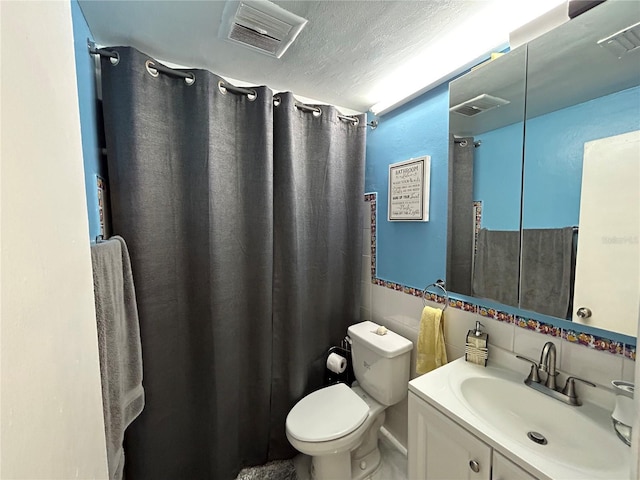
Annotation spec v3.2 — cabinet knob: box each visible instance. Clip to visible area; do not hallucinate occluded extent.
[469,459,480,473]
[576,307,592,319]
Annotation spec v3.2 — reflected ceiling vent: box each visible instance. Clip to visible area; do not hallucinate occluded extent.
[220,0,308,58]
[598,21,640,59]
[450,94,510,117]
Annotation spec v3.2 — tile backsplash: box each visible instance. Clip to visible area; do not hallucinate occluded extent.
[360,193,637,448]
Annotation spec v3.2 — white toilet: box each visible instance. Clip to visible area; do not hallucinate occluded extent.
[286,321,413,480]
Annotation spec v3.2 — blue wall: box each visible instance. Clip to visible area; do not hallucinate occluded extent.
[365,83,449,289]
[71,0,105,240]
[471,86,640,232]
[475,122,524,230]
[522,86,640,229]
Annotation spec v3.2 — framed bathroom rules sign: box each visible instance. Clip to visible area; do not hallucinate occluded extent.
[388,156,431,221]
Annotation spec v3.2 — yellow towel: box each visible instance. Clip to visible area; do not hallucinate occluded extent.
[416,306,448,375]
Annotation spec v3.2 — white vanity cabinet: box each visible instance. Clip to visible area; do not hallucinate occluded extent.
[408,391,491,479]
[493,452,537,480]
[408,392,538,480]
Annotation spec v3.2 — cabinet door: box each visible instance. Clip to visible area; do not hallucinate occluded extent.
[408,393,491,480]
[492,452,538,480]
[572,130,640,336]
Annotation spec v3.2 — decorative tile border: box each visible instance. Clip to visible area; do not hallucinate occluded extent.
[450,298,478,313]
[562,330,625,355]
[97,175,107,237]
[473,200,482,255]
[365,192,377,281]
[363,192,636,360]
[625,345,636,361]
[516,318,561,337]
[478,307,513,323]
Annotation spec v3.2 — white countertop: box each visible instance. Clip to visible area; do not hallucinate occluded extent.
[408,357,631,480]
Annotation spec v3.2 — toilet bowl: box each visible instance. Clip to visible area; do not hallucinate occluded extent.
[285,321,413,480]
[287,384,385,480]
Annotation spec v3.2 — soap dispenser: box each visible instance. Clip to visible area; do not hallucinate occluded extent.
[465,321,489,366]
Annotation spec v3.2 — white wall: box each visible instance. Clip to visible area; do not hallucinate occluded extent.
[1,1,108,478]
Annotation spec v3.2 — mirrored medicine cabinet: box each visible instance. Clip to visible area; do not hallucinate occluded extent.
[447,0,640,337]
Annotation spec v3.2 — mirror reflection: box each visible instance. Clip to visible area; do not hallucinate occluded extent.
[448,0,640,337]
[447,48,526,304]
[522,0,640,336]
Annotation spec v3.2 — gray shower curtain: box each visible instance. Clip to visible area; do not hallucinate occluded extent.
[100,47,365,480]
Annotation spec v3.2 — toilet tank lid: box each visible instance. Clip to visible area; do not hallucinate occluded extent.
[348,321,413,358]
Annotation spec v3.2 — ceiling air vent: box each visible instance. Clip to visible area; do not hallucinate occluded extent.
[598,21,640,59]
[220,1,308,58]
[450,94,511,117]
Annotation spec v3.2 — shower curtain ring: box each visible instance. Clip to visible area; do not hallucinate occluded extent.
[145,60,159,77]
[184,73,195,86]
[295,102,322,117]
[109,51,120,66]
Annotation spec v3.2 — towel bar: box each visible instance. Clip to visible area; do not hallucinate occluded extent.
[422,279,448,310]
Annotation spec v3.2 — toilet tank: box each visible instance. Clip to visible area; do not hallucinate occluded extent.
[347,321,413,406]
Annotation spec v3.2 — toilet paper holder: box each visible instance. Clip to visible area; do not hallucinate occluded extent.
[325,345,354,386]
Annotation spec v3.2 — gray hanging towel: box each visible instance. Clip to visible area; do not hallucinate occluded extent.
[91,236,144,480]
[472,228,520,307]
[520,227,574,318]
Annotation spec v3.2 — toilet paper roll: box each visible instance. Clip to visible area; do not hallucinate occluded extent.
[326,352,347,374]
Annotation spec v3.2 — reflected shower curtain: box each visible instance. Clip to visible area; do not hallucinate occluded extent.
[100,47,365,479]
[446,136,475,296]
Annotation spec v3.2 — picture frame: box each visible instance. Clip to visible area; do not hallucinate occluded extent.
[388,156,431,222]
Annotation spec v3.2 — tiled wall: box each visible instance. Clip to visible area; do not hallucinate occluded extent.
[360,193,637,448]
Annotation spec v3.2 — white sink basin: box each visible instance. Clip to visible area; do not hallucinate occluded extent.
[459,376,626,472]
[409,357,630,480]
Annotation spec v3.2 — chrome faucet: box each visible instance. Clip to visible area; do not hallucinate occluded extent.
[539,342,557,390]
[516,341,596,406]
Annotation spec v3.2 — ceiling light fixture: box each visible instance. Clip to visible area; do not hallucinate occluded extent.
[369,0,566,116]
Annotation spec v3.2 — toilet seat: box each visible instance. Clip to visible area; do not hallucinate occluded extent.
[286,383,369,442]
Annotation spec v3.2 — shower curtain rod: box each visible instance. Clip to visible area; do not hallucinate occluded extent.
[88,41,378,129]
[290,101,364,127]
[289,99,377,128]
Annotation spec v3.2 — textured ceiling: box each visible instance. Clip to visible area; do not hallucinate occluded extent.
[78,1,556,114]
